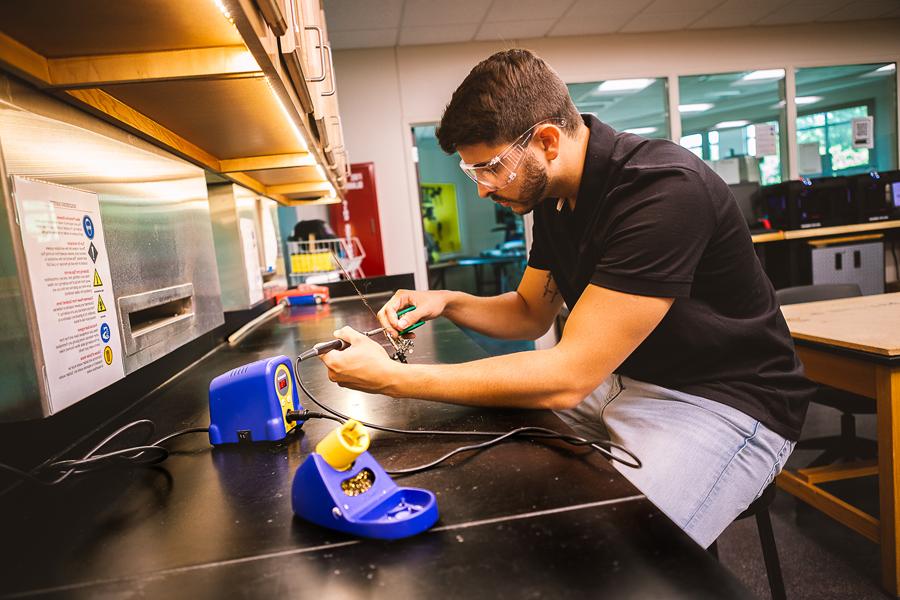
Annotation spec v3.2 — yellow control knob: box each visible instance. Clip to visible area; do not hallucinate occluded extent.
[316,420,370,471]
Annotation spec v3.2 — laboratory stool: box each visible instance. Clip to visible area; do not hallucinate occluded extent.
[709,483,786,600]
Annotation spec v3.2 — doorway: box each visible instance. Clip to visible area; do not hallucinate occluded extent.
[411,124,527,297]
[411,124,533,355]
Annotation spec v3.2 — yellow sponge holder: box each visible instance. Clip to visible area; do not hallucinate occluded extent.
[316,420,370,471]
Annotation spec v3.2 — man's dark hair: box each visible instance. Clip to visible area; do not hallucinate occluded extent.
[436,49,580,154]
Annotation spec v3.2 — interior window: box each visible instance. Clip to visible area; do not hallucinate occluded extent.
[678,70,787,185]
[568,78,670,139]
[795,63,897,178]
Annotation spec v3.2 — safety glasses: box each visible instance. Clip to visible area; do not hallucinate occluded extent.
[458,118,566,191]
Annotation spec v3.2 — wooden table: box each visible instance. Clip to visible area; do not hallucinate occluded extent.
[779,293,900,594]
[749,219,900,245]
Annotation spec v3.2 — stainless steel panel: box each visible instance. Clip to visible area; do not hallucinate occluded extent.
[259,197,284,275]
[208,183,267,312]
[118,283,195,356]
[0,73,225,420]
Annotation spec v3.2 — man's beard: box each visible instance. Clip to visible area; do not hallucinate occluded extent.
[489,153,548,215]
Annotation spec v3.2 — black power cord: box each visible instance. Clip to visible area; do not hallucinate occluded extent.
[0,359,642,486]
[0,411,343,489]
[286,409,343,425]
[294,357,642,475]
[0,420,208,487]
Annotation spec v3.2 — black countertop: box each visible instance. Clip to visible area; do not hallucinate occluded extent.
[0,300,752,599]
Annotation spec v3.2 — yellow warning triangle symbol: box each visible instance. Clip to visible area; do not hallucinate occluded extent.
[93,269,103,287]
[97,294,107,313]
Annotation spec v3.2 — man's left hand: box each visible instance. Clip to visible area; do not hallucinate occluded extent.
[318,326,401,394]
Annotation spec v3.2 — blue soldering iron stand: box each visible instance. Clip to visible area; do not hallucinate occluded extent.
[292,421,439,539]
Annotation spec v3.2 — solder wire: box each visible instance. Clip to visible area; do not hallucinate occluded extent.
[329,250,402,356]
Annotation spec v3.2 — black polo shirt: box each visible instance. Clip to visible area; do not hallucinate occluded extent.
[529,115,812,440]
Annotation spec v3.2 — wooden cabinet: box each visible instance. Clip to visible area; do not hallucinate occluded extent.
[279,0,349,189]
[0,0,349,206]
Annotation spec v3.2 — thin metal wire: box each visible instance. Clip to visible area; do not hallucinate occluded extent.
[329,249,402,356]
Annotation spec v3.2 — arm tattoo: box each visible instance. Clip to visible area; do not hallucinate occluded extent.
[542,272,560,303]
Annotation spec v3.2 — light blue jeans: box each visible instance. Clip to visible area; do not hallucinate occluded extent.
[555,374,795,548]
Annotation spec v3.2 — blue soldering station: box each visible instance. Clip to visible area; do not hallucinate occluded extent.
[208,355,302,445]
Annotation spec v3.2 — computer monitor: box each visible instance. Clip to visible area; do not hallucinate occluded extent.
[729,182,761,228]
[758,177,855,230]
[853,170,900,222]
[795,177,853,229]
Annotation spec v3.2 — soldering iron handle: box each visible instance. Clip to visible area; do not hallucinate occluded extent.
[316,339,348,354]
[298,339,348,361]
[298,328,389,362]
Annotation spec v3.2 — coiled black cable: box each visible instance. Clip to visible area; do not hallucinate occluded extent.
[294,357,641,475]
[0,358,641,486]
[0,420,208,487]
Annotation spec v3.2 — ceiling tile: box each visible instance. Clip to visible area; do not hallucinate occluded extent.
[565,0,654,18]
[735,0,793,11]
[323,0,403,32]
[688,0,788,29]
[620,10,708,32]
[329,28,398,50]
[402,0,490,27]
[398,22,480,45]
[756,0,848,25]
[483,0,575,22]
[548,12,637,36]
[474,19,557,41]
[817,0,900,21]
[642,0,724,13]
[689,12,766,29]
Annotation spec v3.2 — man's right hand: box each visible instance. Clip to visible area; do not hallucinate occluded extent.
[378,289,450,338]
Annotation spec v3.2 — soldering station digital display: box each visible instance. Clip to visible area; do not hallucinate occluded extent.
[0,297,639,542]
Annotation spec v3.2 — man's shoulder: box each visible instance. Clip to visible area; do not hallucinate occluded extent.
[609,137,728,208]
[616,135,710,178]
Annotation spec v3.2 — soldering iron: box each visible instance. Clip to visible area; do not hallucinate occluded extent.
[297,305,426,362]
[297,327,387,361]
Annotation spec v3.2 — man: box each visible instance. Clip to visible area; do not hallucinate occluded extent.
[320,49,812,548]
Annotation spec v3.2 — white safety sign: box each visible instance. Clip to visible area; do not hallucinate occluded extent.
[852,116,875,149]
[13,176,125,413]
[753,124,777,157]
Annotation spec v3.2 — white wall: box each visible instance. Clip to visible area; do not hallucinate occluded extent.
[332,47,427,287]
[333,20,900,288]
[294,204,330,221]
